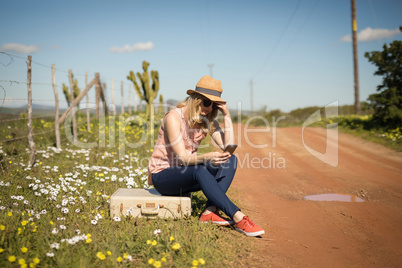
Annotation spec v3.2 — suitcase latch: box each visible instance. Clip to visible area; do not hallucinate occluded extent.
[146,203,155,208]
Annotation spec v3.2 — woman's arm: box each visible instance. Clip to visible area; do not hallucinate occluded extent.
[211,103,235,149]
[164,111,230,166]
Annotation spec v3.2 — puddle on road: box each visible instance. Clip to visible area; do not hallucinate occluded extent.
[303,193,365,202]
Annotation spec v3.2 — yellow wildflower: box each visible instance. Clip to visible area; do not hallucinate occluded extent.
[198,258,205,265]
[146,240,152,245]
[148,258,154,264]
[96,252,106,260]
[8,255,16,262]
[21,247,28,253]
[19,258,26,265]
[29,263,35,268]
[33,257,40,264]
[117,256,123,262]
[153,261,162,268]
[151,240,157,246]
[8,212,12,216]
[123,253,130,259]
[21,221,29,226]
[171,243,181,250]
[0,225,5,230]
[86,238,92,243]
[0,248,4,253]
[106,251,112,256]
[192,260,199,266]
[169,236,174,241]
[161,257,167,262]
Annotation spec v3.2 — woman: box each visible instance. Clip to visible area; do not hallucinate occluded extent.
[148,76,264,237]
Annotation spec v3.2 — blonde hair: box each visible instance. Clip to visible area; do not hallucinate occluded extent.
[176,93,218,133]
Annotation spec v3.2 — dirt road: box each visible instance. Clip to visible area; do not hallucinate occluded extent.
[231,125,402,267]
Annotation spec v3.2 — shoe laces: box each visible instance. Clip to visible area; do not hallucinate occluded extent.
[243,216,255,227]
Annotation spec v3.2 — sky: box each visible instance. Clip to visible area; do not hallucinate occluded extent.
[1,0,401,113]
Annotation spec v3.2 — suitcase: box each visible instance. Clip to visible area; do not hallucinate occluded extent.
[110,188,192,219]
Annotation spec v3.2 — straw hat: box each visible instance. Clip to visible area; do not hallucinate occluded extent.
[187,75,226,103]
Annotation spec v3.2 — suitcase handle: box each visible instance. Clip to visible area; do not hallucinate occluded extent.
[140,205,160,217]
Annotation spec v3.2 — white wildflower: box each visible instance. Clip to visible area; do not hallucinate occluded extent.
[46,252,55,257]
[153,229,161,236]
[50,242,60,249]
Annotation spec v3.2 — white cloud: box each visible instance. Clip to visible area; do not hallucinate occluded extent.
[109,41,154,53]
[341,27,401,42]
[0,43,40,54]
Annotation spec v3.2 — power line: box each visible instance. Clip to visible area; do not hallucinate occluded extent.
[264,0,320,75]
[255,0,302,76]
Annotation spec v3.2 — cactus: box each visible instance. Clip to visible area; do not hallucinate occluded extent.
[62,73,81,109]
[127,61,160,122]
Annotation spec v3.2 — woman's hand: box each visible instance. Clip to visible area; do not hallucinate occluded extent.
[215,103,230,117]
[205,151,231,165]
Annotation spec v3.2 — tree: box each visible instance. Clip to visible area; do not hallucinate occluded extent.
[365,39,402,128]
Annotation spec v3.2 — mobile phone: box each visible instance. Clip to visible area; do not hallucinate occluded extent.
[223,144,238,155]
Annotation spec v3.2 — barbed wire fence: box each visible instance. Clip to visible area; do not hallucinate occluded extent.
[0,51,144,167]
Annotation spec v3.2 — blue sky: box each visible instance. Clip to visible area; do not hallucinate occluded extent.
[1,0,401,112]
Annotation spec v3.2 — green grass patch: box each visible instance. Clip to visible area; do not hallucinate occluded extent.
[310,115,402,152]
[0,113,250,267]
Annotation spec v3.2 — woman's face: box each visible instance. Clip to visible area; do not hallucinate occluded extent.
[200,97,215,116]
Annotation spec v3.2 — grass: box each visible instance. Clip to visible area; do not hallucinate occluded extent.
[309,115,402,152]
[0,112,250,267]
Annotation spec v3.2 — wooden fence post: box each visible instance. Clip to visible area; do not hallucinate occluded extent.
[112,78,116,116]
[58,78,96,124]
[52,64,61,149]
[128,84,131,114]
[86,71,90,132]
[95,73,100,119]
[134,91,137,112]
[100,81,108,116]
[121,81,124,114]
[26,55,36,167]
[68,69,77,142]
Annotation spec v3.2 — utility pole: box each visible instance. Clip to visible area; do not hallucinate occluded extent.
[250,79,254,115]
[351,0,360,114]
[207,64,214,78]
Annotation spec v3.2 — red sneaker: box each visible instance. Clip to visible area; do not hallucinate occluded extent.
[199,211,234,226]
[235,216,265,237]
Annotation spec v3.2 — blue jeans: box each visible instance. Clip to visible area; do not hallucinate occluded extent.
[151,155,240,219]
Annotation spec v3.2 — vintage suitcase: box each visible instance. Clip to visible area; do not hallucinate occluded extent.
[110,188,192,219]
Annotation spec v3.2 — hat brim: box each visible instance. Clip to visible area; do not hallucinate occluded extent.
[187,89,226,103]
